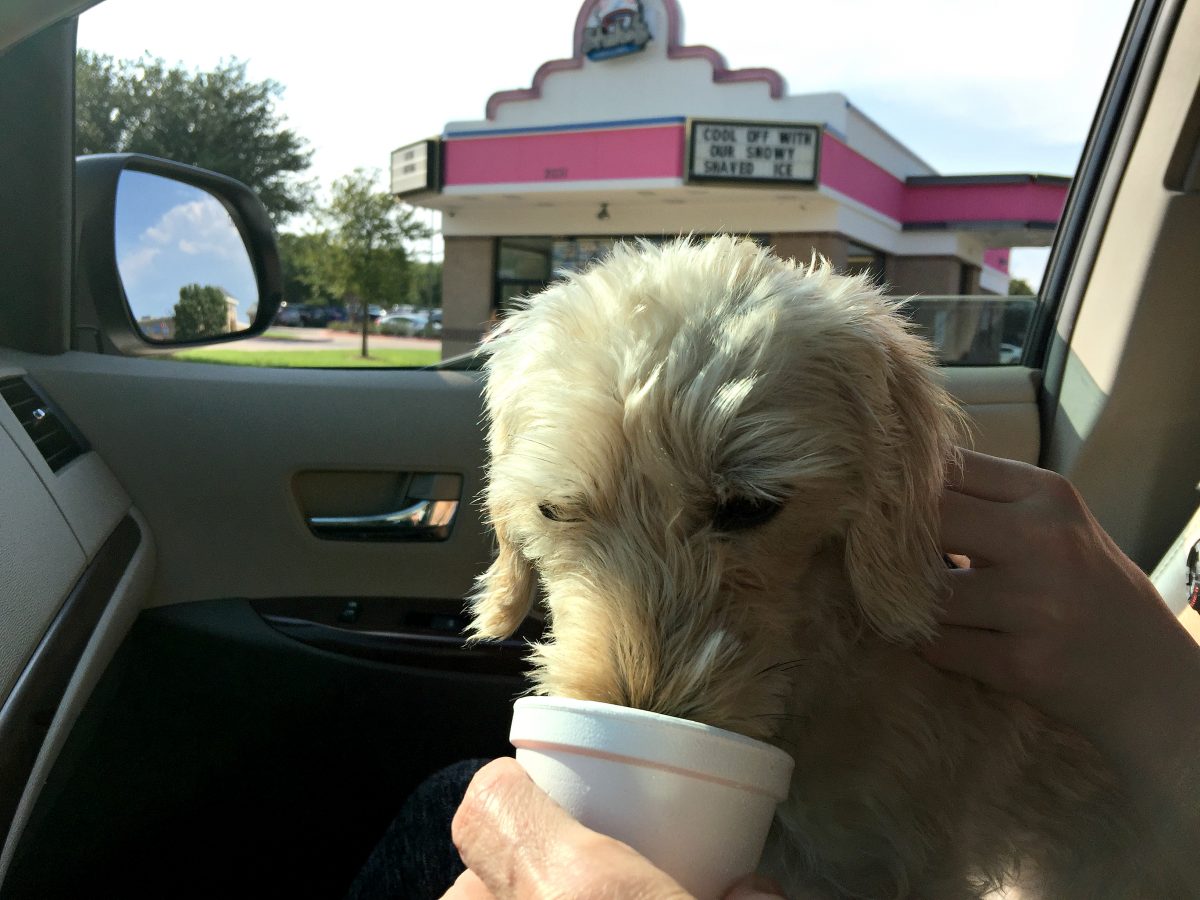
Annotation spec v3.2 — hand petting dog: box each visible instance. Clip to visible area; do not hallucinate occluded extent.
[926,448,1200,892]
[928,449,1200,765]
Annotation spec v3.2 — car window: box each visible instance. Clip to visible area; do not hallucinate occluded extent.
[76,0,1133,369]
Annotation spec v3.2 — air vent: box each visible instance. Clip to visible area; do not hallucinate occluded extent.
[0,376,88,473]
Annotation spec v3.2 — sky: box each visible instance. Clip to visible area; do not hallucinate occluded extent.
[115,170,259,322]
[78,0,1134,289]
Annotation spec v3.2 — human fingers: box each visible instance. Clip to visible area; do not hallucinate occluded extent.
[921,624,1025,693]
[723,874,788,898]
[947,449,1044,503]
[451,758,578,899]
[939,489,1020,563]
[936,568,1026,633]
[451,757,691,900]
[441,869,495,900]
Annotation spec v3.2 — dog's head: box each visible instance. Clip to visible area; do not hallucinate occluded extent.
[470,237,959,738]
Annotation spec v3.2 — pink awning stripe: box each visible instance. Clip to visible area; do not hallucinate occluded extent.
[903,182,1066,224]
[819,132,1067,226]
[444,125,686,186]
[440,124,1067,231]
[818,134,906,220]
[983,248,1011,273]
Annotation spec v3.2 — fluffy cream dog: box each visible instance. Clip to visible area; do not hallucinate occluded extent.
[468,236,1163,899]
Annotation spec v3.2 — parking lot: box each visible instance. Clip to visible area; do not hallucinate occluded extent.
[166,326,444,367]
[230,326,441,353]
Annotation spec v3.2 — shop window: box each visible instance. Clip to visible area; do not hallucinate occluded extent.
[496,281,549,311]
[497,238,553,282]
[496,238,552,312]
[844,242,885,284]
[496,235,772,313]
[551,237,622,273]
[497,235,745,314]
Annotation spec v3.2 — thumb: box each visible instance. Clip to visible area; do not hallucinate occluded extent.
[723,875,787,899]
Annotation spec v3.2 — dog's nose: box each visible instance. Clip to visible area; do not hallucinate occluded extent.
[612,627,739,727]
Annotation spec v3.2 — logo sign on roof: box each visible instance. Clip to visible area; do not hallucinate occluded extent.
[583,1,652,61]
[688,120,821,188]
[390,139,441,196]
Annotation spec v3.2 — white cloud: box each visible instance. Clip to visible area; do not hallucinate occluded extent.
[115,245,161,288]
[143,196,246,259]
[116,184,259,318]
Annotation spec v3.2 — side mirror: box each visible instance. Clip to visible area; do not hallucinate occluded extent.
[73,153,283,354]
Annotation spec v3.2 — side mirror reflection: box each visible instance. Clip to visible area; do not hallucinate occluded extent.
[115,170,260,342]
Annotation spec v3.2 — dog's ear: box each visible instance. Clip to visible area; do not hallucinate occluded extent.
[467,524,536,642]
[843,312,959,644]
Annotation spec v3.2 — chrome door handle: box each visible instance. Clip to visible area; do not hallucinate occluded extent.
[307,499,459,542]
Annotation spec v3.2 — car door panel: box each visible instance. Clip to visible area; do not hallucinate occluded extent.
[0,331,1044,900]
[10,352,492,608]
[2,596,522,900]
[0,412,85,704]
[13,350,1041,610]
[943,366,1041,465]
[0,360,151,888]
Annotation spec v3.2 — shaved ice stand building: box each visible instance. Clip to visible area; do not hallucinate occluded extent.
[393,0,1068,359]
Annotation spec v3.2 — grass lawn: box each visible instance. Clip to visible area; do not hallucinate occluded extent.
[171,347,442,368]
[261,329,329,342]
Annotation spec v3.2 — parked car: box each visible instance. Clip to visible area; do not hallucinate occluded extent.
[998,342,1022,365]
[380,311,440,336]
[345,304,386,324]
[298,305,338,327]
[273,304,304,326]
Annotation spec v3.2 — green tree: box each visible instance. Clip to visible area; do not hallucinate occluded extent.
[308,169,431,356]
[1008,277,1035,296]
[76,51,313,223]
[174,283,229,340]
[411,260,443,309]
[278,232,339,308]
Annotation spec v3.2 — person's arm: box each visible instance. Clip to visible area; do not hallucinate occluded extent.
[923,450,1200,876]
[446,757,785,900]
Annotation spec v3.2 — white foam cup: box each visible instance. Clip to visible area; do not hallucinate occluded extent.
[509,696,795,900]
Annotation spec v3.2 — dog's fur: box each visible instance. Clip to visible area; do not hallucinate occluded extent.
[469,237,1168,898]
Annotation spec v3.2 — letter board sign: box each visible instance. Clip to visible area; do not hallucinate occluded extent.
[687,120,820,187]
[390,139,441,196]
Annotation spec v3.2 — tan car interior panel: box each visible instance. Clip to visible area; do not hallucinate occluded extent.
[1045,0,1200,570]
[15,353,495,607]
[943,366,1040,464]
[0,385,85,701]
[3,350,1044,616]
[0,360,146,884]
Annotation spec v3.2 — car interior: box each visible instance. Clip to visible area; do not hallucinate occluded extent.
[0,0,1198,896]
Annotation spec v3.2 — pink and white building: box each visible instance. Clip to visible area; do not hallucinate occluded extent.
[393,0,1068,357]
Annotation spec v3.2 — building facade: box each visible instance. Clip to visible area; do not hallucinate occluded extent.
[394,0,1068,358]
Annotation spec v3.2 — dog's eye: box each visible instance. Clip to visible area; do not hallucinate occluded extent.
[713,496,783,533]
[538,502,577,523]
